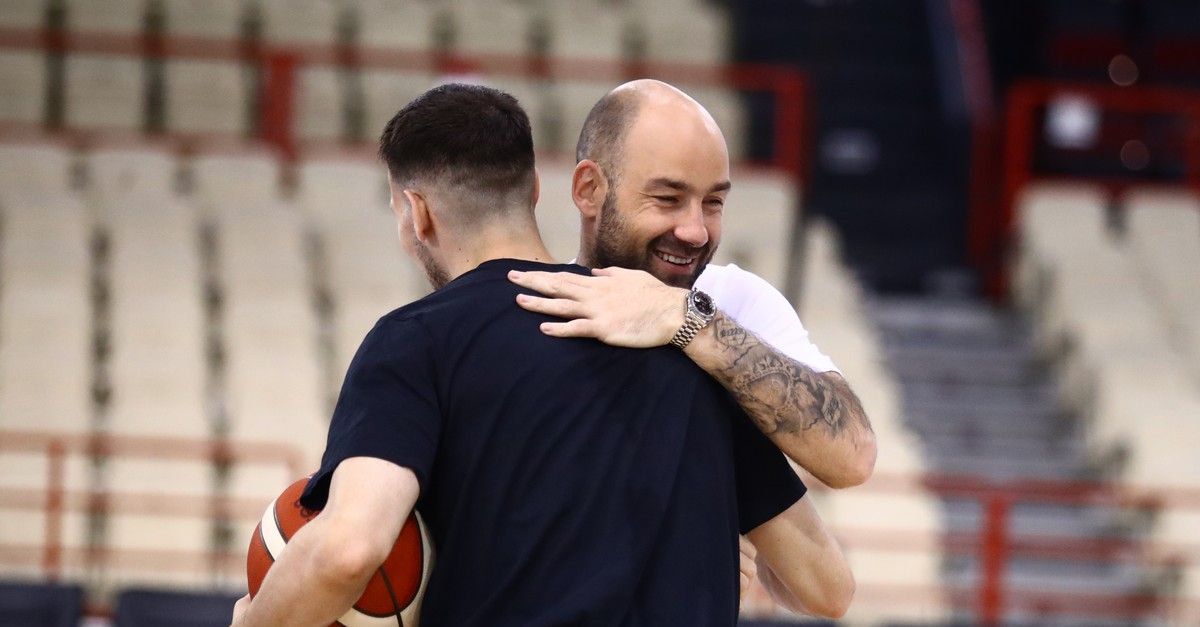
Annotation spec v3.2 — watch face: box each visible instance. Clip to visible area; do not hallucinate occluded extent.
[693,290,715,316]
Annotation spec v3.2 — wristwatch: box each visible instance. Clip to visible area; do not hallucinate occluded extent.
[669,289,716,349]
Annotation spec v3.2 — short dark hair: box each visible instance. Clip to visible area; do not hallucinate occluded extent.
[575,89,640,182]
[379,83,535,200]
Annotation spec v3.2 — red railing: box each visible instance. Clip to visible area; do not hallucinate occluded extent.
[969,79,1200,300]
[740,472,1200,624]
[0,429,305,581]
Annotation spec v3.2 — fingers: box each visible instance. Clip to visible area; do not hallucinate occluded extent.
[738,536,758,595]
[508,270,590,298]
[539,319,598,338]
[740,535,758,561]
[515,294,587,319]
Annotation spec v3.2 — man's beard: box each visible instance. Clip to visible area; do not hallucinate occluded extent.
[415,239,451,290]
[591,191,714,289]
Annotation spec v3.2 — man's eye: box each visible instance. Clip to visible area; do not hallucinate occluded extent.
[654,195,679,204]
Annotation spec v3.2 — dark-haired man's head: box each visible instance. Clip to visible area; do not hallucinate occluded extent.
[380,83,540,288]
[572,79,730,289]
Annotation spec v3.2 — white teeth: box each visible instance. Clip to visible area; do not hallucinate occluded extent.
[655,251,694,265]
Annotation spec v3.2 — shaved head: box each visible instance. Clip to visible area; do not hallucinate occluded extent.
[575,79,723,183]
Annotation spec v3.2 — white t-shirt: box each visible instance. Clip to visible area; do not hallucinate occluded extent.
[695,263,839,374]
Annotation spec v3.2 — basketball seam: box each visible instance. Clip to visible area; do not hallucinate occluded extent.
[376,566,405,627]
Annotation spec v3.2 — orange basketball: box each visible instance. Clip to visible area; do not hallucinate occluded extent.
[247,476,434,627]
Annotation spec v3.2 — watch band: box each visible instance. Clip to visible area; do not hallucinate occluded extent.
[669,314,704,349]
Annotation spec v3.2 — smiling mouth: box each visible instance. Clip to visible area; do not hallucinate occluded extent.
[654,250,696,266]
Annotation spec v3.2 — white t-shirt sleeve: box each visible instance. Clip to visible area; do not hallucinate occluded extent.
[696,264,840,374]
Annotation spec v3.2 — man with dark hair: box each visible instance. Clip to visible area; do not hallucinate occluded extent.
[508,79,877,612]
[231,83,851,627]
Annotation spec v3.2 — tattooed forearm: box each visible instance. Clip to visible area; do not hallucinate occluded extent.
[689,311,877,486]
[708,313,870,439]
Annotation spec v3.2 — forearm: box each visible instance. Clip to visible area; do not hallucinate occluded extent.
[236,516,373,627]
[748,498,855,618]
[683,311,876,487]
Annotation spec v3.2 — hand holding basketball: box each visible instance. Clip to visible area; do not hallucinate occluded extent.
[245,476,434,627]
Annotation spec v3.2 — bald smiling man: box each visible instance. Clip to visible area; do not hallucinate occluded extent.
[509,79,875,613]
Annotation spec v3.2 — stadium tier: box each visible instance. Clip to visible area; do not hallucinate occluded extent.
[1,1,1198,625]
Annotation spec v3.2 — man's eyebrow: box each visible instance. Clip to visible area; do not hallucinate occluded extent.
[645,178,693,193]
[644,178,733,194]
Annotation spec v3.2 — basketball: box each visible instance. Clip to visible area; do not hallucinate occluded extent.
[246,476,434,627]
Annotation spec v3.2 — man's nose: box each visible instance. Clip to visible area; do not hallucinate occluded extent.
[674,202,709,248]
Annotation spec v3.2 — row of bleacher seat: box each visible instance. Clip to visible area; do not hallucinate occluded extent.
[0,136,803,592]
[0,0,746,156]
[0,57,747,158]
[1,0,728,62]
[1013,184,1200,622]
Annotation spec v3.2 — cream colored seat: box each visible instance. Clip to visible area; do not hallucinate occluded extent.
[191,147,282,216]
[64,0,144,35]
[711,169,795,291]
[164,60,250,137]
[162,0,244,38]
[0,51,46,126]
[64,54,144,131]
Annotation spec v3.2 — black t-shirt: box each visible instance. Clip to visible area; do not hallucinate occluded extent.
[302,259,806,627]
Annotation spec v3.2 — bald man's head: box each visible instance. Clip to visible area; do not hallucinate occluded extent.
[575,79,722,183]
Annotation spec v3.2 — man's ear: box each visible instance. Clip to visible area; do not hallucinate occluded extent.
[402,189,436,244]
[572,160,608,220]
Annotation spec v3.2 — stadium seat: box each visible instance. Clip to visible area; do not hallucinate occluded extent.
[1124,191,1200,383]
[103,195,213,588]
[0,194,92,435]
[543,0,626,68]
[162,0,245,38]
[548,80,610,156]
[0,581,84,627]
[64,0,145,35]
[711,169,795,291]
[689,86,748,161]
[113,588,242,627]
[0,197,94,582]
[63,54,144,132]
[295,155,387,230]
[629,0,730,65]
[0,0,45,28]
[295,65,345,143]
[190,147,282,215]
[296,154,424,385]
[360,70,439,141]
[0,51,46,126]
[448,0,534,57]
[86,143,180,214]
[163,60,250,138]
[0,141,75,209]
[353,0,438,50]
[532,159,580,262]
[260,0,339,45]
[215,203,328,466]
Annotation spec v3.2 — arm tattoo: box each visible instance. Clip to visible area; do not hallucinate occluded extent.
[710,313,870,438]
